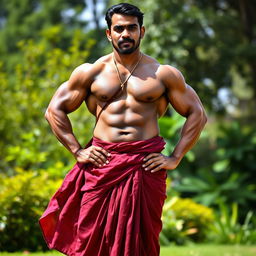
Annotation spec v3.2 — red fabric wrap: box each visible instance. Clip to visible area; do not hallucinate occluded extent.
[39,136,167,256]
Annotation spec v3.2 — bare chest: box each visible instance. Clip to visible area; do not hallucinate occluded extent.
[90,70,165,103]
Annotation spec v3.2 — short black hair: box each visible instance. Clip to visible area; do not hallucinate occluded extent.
[105,3,144,29]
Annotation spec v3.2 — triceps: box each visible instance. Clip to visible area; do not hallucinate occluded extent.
[51,80,88,114]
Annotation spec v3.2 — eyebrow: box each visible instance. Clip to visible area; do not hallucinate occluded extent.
[113,24,138,29]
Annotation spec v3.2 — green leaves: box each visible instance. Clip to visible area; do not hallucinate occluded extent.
[213,159,229,173]
[0,27,95,174]
[0,168,62,251]
[0,0,87,57]
[161,195,214,245]
[210,203,256,245]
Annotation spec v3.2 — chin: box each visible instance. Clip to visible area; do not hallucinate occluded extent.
[120,50,135,54]
[118,47,136,54]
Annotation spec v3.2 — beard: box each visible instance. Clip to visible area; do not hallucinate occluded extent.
[112,37,141,54]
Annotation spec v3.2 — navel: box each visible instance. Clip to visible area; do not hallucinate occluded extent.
[119,131,131,136]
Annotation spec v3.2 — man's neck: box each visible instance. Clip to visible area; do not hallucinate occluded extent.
[113,49,142,70]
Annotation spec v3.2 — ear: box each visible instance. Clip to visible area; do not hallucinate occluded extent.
[106,29,112,42]
[140,26,145,39]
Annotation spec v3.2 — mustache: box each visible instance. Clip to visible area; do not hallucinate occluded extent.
[118,38,135,46]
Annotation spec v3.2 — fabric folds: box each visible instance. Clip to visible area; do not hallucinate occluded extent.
[39,136,167,256]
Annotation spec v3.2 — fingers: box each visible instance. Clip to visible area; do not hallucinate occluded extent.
[143,153,159,162]
[143,153,162,169]
[91,146,110,164]
[89,146,111,166]
[150,163,165,173]
[143,153,165,173]
[93,146,110,159]
[76,146,111,167]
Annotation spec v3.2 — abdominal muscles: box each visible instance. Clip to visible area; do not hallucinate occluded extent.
[93,96,162,142]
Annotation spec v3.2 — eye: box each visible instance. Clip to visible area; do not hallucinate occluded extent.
[127,24,138,31]
[114,26,124,33]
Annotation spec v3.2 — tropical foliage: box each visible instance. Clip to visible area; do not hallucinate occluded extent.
[209,203,256,245]
[0,0,255,251]
[160,195,214,245]
[0,168,62,251]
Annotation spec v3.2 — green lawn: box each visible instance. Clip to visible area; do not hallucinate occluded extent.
[160,245,256,256]
[0,245,256,256]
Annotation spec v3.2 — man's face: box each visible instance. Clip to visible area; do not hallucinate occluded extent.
[106,14,145,54]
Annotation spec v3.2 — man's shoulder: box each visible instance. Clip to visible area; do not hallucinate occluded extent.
[71,54,112,78]
[143,55,182,77]
[157,64,184,81]
[94,53,112,65]
[155,64,186,90]
[158,64,181,76]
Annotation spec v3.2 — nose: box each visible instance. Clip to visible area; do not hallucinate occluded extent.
[122,28,130,38]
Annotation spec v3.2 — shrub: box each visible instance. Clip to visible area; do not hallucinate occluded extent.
[161,196,214,245]
[171,122,256,217]
[0,168,62,251]
[0,29,95,175]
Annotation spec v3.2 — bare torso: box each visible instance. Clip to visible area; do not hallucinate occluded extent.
[44,12,206,169]
[86,54,168,142]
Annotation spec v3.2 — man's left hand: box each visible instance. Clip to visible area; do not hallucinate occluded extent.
[142,153,180,173]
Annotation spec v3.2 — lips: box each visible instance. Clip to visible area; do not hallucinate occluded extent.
[121,42,132,47]
[118,39,135,47]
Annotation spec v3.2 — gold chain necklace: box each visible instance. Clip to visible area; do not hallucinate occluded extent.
[113,53,143,90]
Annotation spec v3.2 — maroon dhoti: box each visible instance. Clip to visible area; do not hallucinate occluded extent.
[39,136,167,256]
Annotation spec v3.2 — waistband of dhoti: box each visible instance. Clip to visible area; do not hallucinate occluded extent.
[91,136,166,154]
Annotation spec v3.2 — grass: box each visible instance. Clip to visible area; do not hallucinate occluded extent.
[160,244,256,256]
[0,245,256,256]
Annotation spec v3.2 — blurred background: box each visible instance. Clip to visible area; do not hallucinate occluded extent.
[0,0,255,252]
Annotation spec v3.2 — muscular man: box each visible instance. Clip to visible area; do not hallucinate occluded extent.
[39,3,207,256]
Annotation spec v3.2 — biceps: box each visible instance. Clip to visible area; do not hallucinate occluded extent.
[168,85,203,117]
[49,81,87,113]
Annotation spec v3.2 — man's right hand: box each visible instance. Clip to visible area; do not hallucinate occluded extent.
[74,146,111,167]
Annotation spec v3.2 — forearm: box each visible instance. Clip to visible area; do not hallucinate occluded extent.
[45,108,82,156]
[171,109,207,162]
